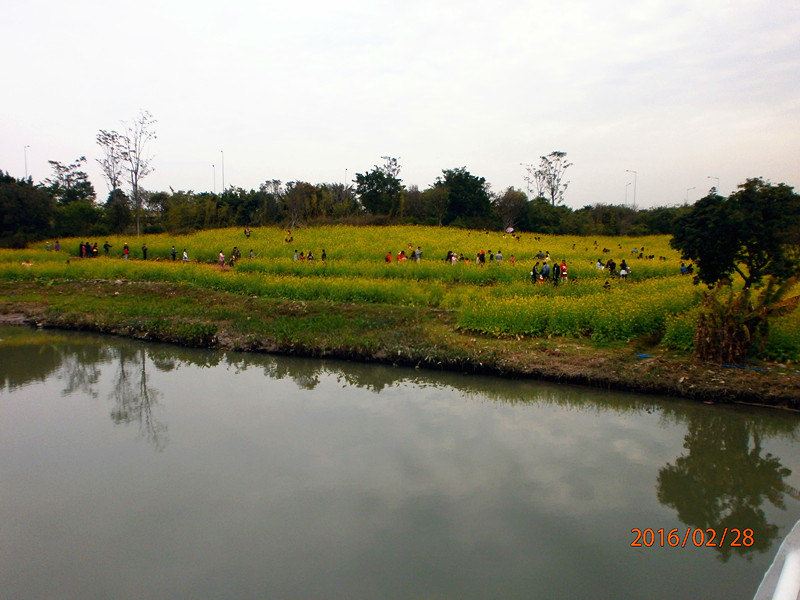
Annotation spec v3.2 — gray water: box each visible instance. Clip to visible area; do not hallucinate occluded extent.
[1,326,799,600]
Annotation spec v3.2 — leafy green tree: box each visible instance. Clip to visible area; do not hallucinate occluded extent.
[355,158,404,217]
[672,180,800,289]
[526,196,569,233]
[436,167,492,226]
[54,201,105,237]
[493,186,528,230]
[44,156,96,204]
[283,181,318,228]
[0,171,55,247]
[104,189,132,233]
[671,179,800,361]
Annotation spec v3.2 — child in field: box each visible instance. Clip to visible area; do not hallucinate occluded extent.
[218,251,225,267]
[560,259,568,281]
[385,252,392,263]
[182,249,189,262]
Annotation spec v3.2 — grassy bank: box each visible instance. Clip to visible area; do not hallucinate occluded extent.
[2,225,799,407]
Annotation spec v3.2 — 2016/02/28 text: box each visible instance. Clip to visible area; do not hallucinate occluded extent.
[630,528,755,548]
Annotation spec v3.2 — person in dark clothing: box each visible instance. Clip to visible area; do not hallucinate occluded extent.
[103,241,111,256]
[530,262,540,283]
[141,244,148,260]
[552,262,561,286]
[170,246,177,261]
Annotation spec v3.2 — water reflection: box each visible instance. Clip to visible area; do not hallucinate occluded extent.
[1,325,798,568]
[109,346,167,451]
[657,412,799,560]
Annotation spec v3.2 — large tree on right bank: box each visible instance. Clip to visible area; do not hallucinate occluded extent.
[670,178,800,362]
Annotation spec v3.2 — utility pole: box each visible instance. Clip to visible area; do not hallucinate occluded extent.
[212,164,216,193]
[220,150,225,193]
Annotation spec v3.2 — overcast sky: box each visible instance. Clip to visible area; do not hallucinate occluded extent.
[2,0,798,208]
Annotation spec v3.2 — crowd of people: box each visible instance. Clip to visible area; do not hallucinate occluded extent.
[292,249,327,262]
[46,228,694,284]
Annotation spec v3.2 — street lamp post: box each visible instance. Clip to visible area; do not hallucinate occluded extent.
[707,175,720,193]
[220,150,225,193]
[24,145,30,179]
[626,169,638,207]
[625,182,631,205]
[212,164,216,193]
[685,186,696,203]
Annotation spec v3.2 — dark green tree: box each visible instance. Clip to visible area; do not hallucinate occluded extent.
[672,181,800,289]
[436,167,492,226]
[670,179,800,361]
[355,157,403,217]
[104,189,132,233]
[0,171,55,247]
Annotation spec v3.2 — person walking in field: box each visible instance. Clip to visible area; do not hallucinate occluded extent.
[560,259,568,281]
[182,249,189,262]
[141,244,148,260]
[103,241,111,256]
[620,259,630,279]
[170,245,177,261]
[123,244,129,259]
[385,251,392,263]
[495,249,503,262]
[218,251,225,267]
[530,262,539,283]
[540,261,550,280]
[321,249,327,262]
[54,240,61,252]
[552,261,561,285]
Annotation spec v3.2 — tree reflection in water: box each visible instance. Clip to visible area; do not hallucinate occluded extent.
[3,325,799,538]
[657,412,799,561]
[109,346,167,451]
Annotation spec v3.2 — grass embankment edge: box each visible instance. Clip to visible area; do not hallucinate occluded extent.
[1,279,798,411]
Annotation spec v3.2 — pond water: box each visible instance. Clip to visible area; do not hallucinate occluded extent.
[1,326,799,600]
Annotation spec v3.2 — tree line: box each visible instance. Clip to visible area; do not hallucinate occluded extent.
[0,156,694,247]
[2,112,694,246]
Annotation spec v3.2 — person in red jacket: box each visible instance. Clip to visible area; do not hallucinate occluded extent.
[560,259,568,281]
[385,252,392,263]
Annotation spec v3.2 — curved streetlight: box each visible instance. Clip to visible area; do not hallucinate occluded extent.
[625,169,638,207]
[625,181,631,205]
